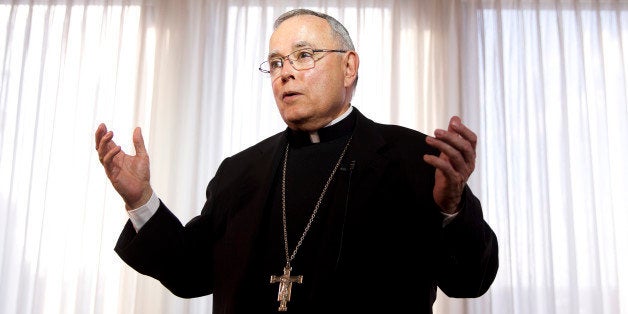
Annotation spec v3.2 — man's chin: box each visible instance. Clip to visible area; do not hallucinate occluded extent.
[284,118,322,132]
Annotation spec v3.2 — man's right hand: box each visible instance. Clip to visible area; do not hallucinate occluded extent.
[95,123,153,210]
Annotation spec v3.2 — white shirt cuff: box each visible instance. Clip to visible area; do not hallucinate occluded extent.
[127,191,160,232]
[441,211,459,227]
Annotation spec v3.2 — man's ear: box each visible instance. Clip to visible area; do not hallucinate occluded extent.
[344,51,359,88]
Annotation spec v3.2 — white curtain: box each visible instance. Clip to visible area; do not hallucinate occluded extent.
[0,0,626,313]
[463,1,628,313]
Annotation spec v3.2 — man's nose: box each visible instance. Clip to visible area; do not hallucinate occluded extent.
[279,60,296,82]
[279,66,296,83]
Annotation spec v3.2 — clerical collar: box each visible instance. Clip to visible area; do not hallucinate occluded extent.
[287,107,356,147]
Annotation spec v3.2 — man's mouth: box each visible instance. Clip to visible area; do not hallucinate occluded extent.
[282,91,301,101]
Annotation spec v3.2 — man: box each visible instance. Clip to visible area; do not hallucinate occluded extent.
[95,8,498,314]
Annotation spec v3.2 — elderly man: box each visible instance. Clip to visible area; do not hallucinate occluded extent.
[95,8,498,314]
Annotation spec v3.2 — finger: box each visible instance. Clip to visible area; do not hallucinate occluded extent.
[97,131,116,162]
[449,116,477,151]
[432,128,475,169]
[448,118,477,171]
[133,127,148,157]
[423,154,458,179]
[426,132,469,173]
[102,145,122,167]
[95,123,107,150]
[447,116,460,132]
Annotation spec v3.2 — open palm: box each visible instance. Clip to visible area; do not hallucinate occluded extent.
[95,124,152,209]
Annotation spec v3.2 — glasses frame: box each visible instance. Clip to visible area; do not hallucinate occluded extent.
[259,48,348,75]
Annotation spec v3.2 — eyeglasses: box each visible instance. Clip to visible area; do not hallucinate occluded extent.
[259,48,347,76]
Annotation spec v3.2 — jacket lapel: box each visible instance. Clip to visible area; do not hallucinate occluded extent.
[348,109,389,197]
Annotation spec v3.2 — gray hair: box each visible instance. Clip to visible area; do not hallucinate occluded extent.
[274,9,358,94]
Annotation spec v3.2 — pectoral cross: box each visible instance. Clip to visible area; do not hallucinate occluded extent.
[270,265,303,311]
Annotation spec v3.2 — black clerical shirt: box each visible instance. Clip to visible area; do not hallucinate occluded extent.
[238,110,357,313]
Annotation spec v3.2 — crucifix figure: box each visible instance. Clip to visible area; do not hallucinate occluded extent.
[270,265,303,311]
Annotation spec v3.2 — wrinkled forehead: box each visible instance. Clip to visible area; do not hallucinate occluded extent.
[268,15,335,56]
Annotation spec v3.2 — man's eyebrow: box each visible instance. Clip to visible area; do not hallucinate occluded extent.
[293,41,311,49]
[267,41,313,59]
[267,51,281,59]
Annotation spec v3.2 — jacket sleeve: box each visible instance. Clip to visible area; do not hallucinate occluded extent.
[114,201,216,298]
[113,157,232,298]
[436,185,499,298]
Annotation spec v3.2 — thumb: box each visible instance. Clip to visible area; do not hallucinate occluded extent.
[133,127,148,156]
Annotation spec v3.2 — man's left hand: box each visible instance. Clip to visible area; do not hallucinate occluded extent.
[423,116,477,214]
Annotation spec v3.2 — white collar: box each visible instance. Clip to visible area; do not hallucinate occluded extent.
[308,106,353,143]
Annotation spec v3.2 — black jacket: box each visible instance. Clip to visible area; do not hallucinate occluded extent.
[115,107,498,313]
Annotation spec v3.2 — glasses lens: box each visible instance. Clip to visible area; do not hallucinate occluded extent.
[259,61,269,73]
[258,61,268,73]
[259,58,283,75]
[259,48,320,75]
[289,48,315,71]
